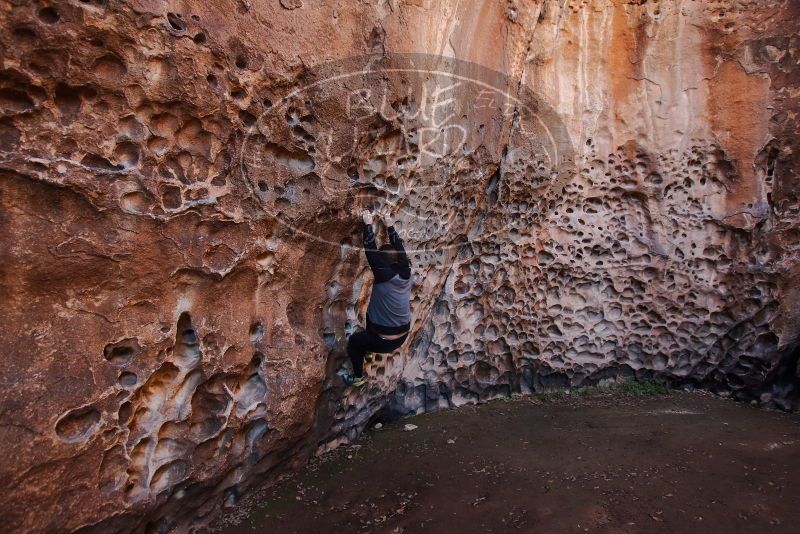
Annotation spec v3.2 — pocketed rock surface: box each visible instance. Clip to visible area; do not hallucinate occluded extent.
[0,1,798,532]
[212,392,800,534]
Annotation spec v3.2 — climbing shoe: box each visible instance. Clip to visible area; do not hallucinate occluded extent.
[364,352,374,363]
[344,375,367,388]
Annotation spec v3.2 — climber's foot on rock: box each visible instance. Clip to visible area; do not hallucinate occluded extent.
[365,352,374,363]
[343,374,366,388]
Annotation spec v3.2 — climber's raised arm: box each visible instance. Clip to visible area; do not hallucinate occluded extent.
[380,211,411,279]
[361,210,396,283]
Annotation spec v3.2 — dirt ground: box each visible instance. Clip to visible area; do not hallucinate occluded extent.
[211,391,800,533]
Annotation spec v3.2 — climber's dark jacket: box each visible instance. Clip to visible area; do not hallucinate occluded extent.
[364,223,412,336]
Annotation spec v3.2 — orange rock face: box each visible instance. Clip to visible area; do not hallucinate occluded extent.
[0,1,798,532]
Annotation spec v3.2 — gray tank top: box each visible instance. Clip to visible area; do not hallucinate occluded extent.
[367,274,413,328]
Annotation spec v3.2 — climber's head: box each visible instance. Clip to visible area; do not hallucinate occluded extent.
[379,244,400,266]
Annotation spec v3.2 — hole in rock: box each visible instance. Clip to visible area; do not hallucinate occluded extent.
[167,13,186,31]
[118,401,132,424]
[55,83,81,116]
[55,406,101,442]
[262,143,314,174]
[82,153,122,172]
[37,7,60,24]
[160,185,182,209]
[113,142,140,168]
[239,110,256,126]
[250,322,264,343]
[485,167,501,205]
[92,55,126,80]
[223,486,239,508]
[173,312,202,368]
[322,332,336,349]
[245,420,268,448]
[235,372,267,415]
[119,371,138,387]
[12,26,38,45]
[147,136,169,156]
[103,339,138,365]
[150,460,189,494]
[0,88,34,112]
[80,86,98,101]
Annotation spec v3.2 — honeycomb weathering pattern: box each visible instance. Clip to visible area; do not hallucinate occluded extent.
[0,0,798,532]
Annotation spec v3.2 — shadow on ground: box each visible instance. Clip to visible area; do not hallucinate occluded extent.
[210,390,800,533]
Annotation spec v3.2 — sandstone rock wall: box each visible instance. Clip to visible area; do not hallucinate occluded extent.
[0,0,798,532]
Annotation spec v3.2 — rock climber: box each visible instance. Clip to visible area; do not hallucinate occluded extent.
[344,209,413,387]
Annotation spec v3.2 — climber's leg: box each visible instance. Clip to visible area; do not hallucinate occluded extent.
[346,330,371,382]
[374,334,407,355]
[345,331,408,387]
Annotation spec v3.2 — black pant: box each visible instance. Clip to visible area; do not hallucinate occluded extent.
[347,330,408,377]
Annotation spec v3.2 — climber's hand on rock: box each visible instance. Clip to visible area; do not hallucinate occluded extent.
[361,210,374,225]
[380,211,394,228]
